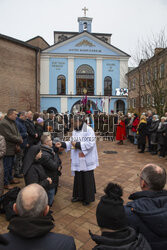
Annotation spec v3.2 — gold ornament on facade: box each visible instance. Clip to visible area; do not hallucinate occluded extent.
[75,40,95,47]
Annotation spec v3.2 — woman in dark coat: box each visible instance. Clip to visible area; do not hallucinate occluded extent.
[148,115,159,155]
[23,145,52,192]
[137,115,147,153]
[157,117,167,157]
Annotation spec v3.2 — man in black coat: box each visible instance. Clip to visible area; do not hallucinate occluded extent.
[40,134,60,206]
[146,110,153,151]
[25,111,38,147]
[0,184,76,250]
[15,111,28,178]
[125,163,167,250]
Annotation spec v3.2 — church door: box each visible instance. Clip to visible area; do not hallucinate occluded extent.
[115,100,125,114]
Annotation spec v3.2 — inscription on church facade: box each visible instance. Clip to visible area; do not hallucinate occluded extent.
[52,61,65,70]
[106,63,115,72]
[69,49,102,52]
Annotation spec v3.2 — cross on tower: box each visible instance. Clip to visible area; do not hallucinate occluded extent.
[82,7,88,17]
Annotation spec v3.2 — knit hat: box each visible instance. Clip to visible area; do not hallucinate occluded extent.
[96,182,127,230]
[37,117,44,124]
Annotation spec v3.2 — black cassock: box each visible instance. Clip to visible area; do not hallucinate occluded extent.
[73,170,96,203]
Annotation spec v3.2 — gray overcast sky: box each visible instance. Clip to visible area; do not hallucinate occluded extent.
[0,0,167,65]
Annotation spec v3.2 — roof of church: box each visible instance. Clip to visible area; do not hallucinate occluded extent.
[54,31,112,37]
[44,30,130,57]
[0,33,40,51]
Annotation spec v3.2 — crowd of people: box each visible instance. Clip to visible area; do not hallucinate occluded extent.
[116,110,167,157]
[0,108,167,249]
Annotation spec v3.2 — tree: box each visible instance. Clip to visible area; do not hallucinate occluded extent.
[131,28,167,66]
[129,29,167,116]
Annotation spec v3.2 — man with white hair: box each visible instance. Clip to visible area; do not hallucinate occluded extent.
[125,164,167,250]
[1,184,76,250]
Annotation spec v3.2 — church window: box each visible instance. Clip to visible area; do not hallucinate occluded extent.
[104,76,112,96]
[83,22,87,30]
[160,63,164,79]
[57,75,66,95]
[76,65,94,95]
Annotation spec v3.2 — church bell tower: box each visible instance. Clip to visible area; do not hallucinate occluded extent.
[78,7,93,33]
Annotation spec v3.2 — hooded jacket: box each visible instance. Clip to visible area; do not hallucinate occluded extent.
[125,190,167,250]
[23,145,51,191]
[90,227,151,250]
[1,216,76,250]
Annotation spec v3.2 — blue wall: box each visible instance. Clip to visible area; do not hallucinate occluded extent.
[40,97,61,112]
[74,58,96,94]
[102,59,120,95]
[67,97,81,112]
[49,58,68,94]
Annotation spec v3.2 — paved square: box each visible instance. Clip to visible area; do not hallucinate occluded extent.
[0,140,167,249]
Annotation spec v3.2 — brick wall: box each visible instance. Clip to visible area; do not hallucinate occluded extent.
[0,38,39,113]
[27,37,49,50]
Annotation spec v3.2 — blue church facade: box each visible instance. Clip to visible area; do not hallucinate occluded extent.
[40,14,130,114]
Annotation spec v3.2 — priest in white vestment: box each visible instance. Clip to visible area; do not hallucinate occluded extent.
[58,115,99,206]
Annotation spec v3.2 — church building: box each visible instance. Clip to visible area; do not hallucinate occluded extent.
[40,8,130,114]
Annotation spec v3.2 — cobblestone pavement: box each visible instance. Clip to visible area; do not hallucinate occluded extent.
[0,140,167,249]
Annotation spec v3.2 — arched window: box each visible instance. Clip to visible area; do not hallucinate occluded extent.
[76,64,94,95]
[104,76,112,96]
[57,75,66,95]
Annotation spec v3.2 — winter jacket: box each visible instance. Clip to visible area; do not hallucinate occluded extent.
[1,215,76,250]
[148,120,159,144]
[15,117,28,148]
[40,145,60,190]
[157,122,167,145]
[137,121,147,145]
[35,124,44,144]
[146,116,152,135]
[132,117,139,133]
[0,116,22,156]
[0,135,6,195]
[125,190,167,250]
[25,119,37,146]
[90,226,151,250]
[23,145,51,191]
[0,134,6,159]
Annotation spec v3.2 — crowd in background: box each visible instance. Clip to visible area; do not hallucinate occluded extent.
[116,110,167,158]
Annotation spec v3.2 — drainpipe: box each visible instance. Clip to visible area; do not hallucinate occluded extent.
[35,48,40,112]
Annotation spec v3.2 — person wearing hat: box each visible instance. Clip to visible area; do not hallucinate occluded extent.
[89,182,151,249]
[56,115,98,206]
